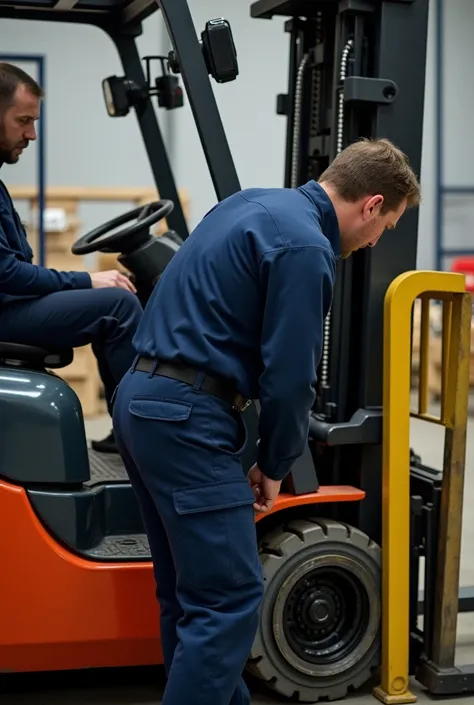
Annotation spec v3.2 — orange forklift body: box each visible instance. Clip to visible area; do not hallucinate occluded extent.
[0,479,364,673]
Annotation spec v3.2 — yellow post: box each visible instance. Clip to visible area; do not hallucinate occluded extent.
[373,270,466,705]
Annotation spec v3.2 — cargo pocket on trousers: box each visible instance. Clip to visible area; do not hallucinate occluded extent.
[129,397,193,421]
[172,477,262,590]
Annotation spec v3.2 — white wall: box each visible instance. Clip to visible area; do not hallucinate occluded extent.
[416,0,436,269]
[1,0,472,269]
[441,0,474,267]
[415,0,474,269]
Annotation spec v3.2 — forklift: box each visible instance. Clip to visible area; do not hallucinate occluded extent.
[0,0,472,702]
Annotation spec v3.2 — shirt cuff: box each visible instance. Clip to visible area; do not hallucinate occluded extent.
[74,271,92,289]
[256,446,294,481]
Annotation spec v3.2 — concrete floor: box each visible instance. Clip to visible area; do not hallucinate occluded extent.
[3,407,474,704]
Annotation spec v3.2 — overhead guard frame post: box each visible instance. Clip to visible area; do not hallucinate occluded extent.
[158,0,241,202]
[373,270,470,705]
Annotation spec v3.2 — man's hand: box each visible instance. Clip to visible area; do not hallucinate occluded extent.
[248,463,282,514]
[90,270,136,294]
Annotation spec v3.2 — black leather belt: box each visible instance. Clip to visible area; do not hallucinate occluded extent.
[134,356,251,412]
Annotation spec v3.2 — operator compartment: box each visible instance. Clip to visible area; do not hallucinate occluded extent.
[0,198,190,563]
[0,341,148,561]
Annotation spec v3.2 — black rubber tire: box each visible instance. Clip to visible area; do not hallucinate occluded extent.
[247,518,381,702]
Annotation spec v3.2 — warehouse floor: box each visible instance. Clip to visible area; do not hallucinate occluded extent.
[3,406,474,705]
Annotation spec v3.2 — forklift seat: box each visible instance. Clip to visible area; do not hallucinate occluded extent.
[0,341,74,370]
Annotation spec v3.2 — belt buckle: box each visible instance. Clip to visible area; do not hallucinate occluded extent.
[233,394,251,413]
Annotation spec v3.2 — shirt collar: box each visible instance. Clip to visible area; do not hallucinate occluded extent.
[297,180,341,258]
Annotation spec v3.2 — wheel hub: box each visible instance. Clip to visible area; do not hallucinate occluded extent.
[274,555,377,676]
[296,585,340,635]
[306,591,337,627]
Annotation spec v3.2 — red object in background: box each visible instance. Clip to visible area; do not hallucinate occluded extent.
[451,257,474,292]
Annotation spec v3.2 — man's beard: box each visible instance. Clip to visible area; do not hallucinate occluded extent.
[0,141,23,165]
[0,122,27,165]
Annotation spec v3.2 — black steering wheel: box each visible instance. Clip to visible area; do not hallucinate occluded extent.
[71,200,174,256]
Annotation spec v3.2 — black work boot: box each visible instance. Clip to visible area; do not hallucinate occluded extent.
[91,429,118,454]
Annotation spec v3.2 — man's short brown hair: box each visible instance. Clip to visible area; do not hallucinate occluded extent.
[0,62,43,112]
[318,137,421,213]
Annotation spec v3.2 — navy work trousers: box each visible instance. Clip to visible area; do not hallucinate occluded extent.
[0,288,142,411]
[113,367,264,705]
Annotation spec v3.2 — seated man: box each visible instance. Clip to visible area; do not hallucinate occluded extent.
[0,62,142,453]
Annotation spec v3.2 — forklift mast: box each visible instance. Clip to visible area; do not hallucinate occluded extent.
[250,0,429,537]
[255,0,429,417]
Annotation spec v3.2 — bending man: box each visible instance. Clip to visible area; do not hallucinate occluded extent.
[113,138,421,704]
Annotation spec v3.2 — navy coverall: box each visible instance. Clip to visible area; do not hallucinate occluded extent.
[113,180,340,705]
[0,180,142,411]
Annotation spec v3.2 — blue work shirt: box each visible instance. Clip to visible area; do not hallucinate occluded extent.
[0,179,91,304]
[133,180,340,481]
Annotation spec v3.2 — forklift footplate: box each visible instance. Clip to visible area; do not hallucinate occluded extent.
[85,533,151,561]
[87,448,129,486]
[26,449,152,562]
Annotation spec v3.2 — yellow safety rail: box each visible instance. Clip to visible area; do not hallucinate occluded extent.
[373,270,471,704]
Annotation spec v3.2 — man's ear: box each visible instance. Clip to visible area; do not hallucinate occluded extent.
[363,194,384,219]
